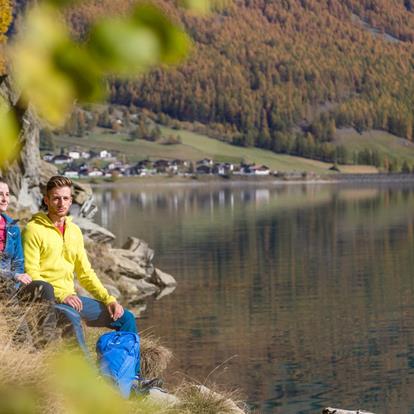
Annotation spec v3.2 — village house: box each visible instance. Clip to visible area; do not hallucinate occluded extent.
[242,164,271,176]
[196,164,212,174]
[42,153,54,162]
[63,169,80,179]
[99,150,112,159]
[153,159,170,173]
[88,168,104,177]
[52,154,72,165]
[68,150,81,160]
[213,163,234,176]
[196,158,214,167]
[107,161,125,171]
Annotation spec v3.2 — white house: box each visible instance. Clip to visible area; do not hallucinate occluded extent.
[88,169,104,177]
[64,170,79,179]
[100,150,112,159]
[81,151,91,159]
[68,151,80,160]
[52,155,71,165]
[250,165,270,176]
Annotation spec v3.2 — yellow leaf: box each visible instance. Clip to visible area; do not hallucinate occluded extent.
[0,96,20,167]
[10,5,75,126]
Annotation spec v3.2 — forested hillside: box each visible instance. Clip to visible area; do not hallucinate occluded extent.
[63,0,414,165]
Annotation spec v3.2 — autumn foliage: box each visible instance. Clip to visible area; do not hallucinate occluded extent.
[63,0,414,163]
[0,0,12,74]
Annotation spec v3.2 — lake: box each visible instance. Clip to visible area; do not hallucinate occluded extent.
[94,180,414,413]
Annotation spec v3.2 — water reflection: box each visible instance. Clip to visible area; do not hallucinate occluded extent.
[95,182,414,413]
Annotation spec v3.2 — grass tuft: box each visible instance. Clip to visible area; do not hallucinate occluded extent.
[140,334,172,379]
[171,382,248,414]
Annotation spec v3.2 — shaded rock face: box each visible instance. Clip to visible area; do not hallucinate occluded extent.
[1,76,42,212]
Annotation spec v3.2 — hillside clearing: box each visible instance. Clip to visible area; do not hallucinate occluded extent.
[54,129,334,173]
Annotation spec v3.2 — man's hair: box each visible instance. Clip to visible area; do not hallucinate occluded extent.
[46,176,73,194]
[0,177,8,185]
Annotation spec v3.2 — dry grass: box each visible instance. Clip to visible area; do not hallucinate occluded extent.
[0,293,62,413]
[170,382,248,414]
[139,334,172,379]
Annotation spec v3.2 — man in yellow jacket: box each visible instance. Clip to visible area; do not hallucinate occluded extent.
[23,176,137,353]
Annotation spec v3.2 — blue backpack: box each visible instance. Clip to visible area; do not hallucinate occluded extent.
[96,331,140,398]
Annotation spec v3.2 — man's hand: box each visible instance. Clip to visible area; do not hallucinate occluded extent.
[63,294,83,312]
[15,273,32,285]
[107,301,124,321]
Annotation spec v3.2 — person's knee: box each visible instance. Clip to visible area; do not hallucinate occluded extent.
[31,281,55,301]
[121,309,137,332]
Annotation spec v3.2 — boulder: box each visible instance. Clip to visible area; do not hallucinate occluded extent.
[109,249,150,279]
[122,237,154,261]
[73,181,98,219]
[151,268,177,288]
[73,216,115,244]
[147,388,179,407]
[117,276,159,299]
[39,160,58,188]
[72,181,93,205]
[104,283,121,299]
[155,286,176,301]
[1,76,43,212]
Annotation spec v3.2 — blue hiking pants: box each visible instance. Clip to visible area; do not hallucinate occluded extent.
[55,296,137,355]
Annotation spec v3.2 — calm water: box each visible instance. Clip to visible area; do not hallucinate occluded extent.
[95,181,414,414]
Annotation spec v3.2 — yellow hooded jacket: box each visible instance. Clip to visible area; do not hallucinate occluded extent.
[23,212,115,305]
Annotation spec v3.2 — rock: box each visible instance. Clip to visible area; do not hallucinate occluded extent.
[109,249,150,279]
[103,284,121,299]
[117,276,159,299]
[155,286,176,300]
[197,385,246,414]
[39,160,58,188]
[109,248,152,267]
[73,181,98,219]
[122,237,154,261]
[1,76,42,212]
[78,196,98,219]
[116,257,148,279]
[72,181,93,205]
[73,216,115,244]
[151,268,177,288]
[147,388,179,407]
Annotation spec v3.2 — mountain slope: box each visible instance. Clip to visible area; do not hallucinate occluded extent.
[66,0,414,168]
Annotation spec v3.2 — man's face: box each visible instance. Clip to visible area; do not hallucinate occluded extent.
[44,186,72,218]
[0,183,10,213]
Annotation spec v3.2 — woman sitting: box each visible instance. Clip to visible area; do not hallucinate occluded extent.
[0,178,57,345]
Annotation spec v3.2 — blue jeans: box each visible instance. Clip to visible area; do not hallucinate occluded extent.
[55,296,137,355]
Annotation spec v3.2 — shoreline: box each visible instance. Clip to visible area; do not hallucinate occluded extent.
[82,173,414,188]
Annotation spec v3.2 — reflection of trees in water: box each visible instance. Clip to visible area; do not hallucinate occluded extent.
[137,186,414,413]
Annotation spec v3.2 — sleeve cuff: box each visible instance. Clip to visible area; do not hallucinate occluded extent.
[104,295,117,306]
